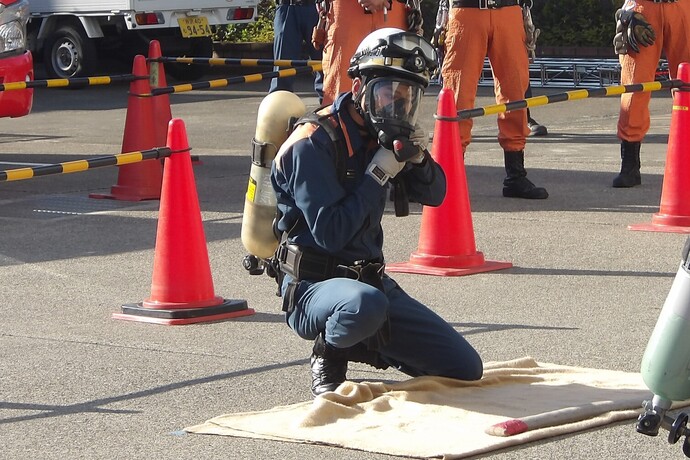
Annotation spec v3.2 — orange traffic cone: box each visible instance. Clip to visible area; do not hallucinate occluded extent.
[90,55,163,201]
[147,40,201,164]
[113,118,254,325]
[386,88,512,276]
[147,40,173,148]
[629,62,690,233]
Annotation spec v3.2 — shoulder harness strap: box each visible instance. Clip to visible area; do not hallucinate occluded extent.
[293,107,349,184]
[275,107,351,243]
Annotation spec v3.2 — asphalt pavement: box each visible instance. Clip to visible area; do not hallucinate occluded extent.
[1,66,689,460]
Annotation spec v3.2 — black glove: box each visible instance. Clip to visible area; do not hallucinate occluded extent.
[615,8,656,54]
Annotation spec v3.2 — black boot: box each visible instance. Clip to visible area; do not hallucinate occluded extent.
[612,140,641,188]
[310,334,348,396]
[502,151,549,199]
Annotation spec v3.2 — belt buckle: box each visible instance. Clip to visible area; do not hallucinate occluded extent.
[480,0,498,9]
[337,264,361,280]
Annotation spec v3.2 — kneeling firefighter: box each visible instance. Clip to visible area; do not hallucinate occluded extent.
[270,28,483,396]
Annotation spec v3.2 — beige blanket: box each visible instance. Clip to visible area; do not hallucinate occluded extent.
[186,357,688,459]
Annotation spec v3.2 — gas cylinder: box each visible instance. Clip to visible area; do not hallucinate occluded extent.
[241,91,306,259]
[641,237,690,403]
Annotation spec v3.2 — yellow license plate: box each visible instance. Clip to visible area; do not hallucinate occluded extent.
[178,17,211,38]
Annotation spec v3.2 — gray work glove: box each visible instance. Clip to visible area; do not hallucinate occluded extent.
[366,146,405,185]
[408,123,429,164]
[522,3,540,63]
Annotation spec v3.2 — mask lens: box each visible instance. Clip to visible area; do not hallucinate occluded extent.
[369,79,421,126]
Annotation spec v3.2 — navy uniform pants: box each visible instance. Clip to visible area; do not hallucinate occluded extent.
[269,3,324,102]
[284,275,483,381]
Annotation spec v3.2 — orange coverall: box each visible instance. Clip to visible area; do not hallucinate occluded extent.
[618,0,690,142]
[322,0,407,105]
[441,5,529,152]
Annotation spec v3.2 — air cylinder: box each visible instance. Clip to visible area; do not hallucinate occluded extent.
[240,91,306,259]
[641,237,690,403]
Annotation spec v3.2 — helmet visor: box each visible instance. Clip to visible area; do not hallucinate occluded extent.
[383,33,439,71]
[368,78,423,127]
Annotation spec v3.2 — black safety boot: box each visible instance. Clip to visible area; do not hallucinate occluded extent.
[310,334,348,396]
[502,151,549,199]
[527,117,548,137]
[612,140,641,188]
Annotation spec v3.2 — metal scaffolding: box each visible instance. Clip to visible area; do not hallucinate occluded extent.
[475,57,670,89]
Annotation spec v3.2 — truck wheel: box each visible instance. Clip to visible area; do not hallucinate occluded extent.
[165,37,213,82]
[43,26,97,79]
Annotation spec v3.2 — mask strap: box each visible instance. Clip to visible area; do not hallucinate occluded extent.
[353,80,379,140]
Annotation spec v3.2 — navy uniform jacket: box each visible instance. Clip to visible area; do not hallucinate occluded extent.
[271,92,446,265]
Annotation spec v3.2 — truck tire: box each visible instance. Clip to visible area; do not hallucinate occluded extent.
[43,25,97,79]
[164,37,213,82]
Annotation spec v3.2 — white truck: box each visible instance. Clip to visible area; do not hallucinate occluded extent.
[27,0,259,80]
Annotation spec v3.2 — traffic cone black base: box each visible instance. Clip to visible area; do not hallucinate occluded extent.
[114,299,254,326]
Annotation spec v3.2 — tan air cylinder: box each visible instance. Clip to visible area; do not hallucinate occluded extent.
[241,91,306,259]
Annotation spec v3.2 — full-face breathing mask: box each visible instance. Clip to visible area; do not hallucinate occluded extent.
[348,28,438,160]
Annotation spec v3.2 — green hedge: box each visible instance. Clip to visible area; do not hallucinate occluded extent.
[218,0,625,48]
[216,0,276,43]
[531,0,624,47]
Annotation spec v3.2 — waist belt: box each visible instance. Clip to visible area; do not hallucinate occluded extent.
[277,0,315,5]
[648,0,678,3]
[452,0,519,8]
[277,243,384,282]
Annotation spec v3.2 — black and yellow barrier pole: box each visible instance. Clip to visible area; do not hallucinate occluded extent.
[0,147,172,182]
[152,56,321,68]
[0,74,143,92]
[150,64,323,96]
[457,79,684,120]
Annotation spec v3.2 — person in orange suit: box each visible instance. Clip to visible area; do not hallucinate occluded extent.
[320,0,410,105]
[441,0,548,199]
[612,0,690,187]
